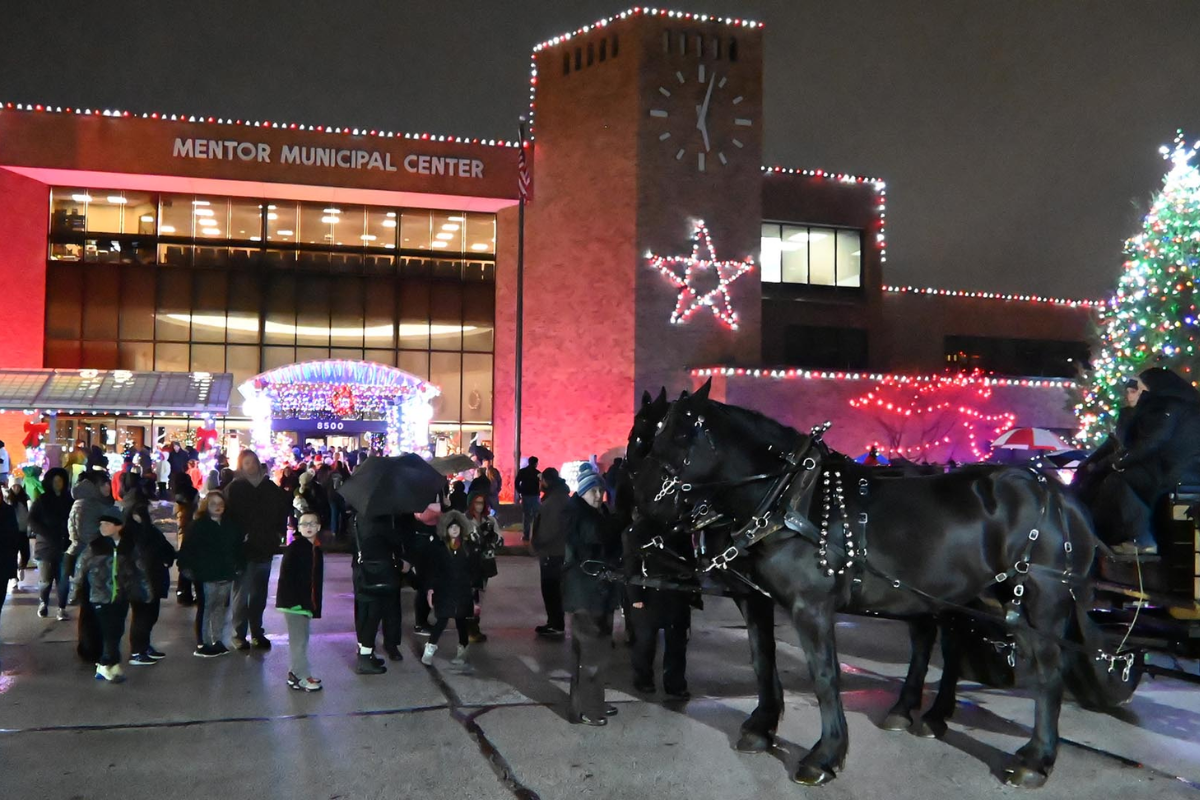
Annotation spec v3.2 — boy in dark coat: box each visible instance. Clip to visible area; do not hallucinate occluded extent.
[277,511,324,691]
[421,510,481,667]
[531,467,569,638]
[125,502,176,666]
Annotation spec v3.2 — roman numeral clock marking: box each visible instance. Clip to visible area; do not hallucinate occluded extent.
[652,72,750,172]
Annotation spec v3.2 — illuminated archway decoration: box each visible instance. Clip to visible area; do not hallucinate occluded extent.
[646,219,754,330]
[238,360,439,459]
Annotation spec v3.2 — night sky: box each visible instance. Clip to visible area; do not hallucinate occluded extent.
[4,1,1199,297]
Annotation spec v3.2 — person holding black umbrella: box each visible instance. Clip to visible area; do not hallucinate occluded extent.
[351,512,404,673]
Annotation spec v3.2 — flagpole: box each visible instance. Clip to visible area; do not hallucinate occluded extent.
[514,118,527,490]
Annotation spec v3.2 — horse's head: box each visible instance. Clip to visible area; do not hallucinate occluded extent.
[626,387,671,472]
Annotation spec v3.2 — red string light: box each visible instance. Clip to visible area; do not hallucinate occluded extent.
[647,219,754,330]
[883,285,1105,309]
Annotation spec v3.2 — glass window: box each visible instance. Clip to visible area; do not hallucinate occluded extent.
[462,353,493,423]
[50,242,83,261]
[45,263,83,339]
[264,271,296,345]
[367,208,398,249]
[158,244,193,267]
[333,206,366,248]
[227,271,262,344]
[50,189,88,237]
[430,284,462,350]
[191,272,228,343]
[230,198,263,242]
[363,278,396,348]
[808,228,836,286]
[432,211,464,253]
[397,350,428,380]
[81,341,118,370]
[399,282,430,350]
[226,345,260,388]
[82,264,119,340]
[126,193,157,236]
[430,352,462,422]
[154,342,189,372]
[45,340,82,369]
[118,342,153,371]
[266,202,297,243]
[401,210,432,251]
[836,230,861,288]
[299,202,336,247]
[190,344,225,373]
[296,346,330,362]
[365,349,396,367]
[193,196,228,241]
[464,213,495,254]
[330,277,364,348]
[463,283,494,352]
[158,194,194,238]
[783,325,867,370]
[119,265,155,340]
[262,346,295,370]
[296,276,331,346]
[155,270,192,341]
[86,194,124,234]
[759,223,781,283]
[780,225,808,283]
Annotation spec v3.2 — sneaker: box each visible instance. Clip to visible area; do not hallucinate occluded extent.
[145,646,166,660]
[421,643,438,666]
[231,637,250,651]
[664,687,692,700]
[287,672,301,690]
[355,653,387,675]
[535,625,564,638]
[128,653,157,666]
[413,624,433,637]
[109,663,125,679]
[214,642,229,655]
[95,664,126,684]
[251,636,272,650]
[176,593,195,606]
[468,630,488,644]
[451,644,468,666]
[568,712,607,727]
[193,644,224,658]
[37,602,48,618]
[56,608,69,622]
[385,646,404,662]
[294,676,323,692]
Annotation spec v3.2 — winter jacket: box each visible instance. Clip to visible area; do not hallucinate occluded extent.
[68,534,152,605]
[126,509,176,601]
[531,480,570,558]
[167,448,189,476]
[515,465,541,499]
[276,536,324,618]
[29,468,72,560]
[428,510,482,619]
[352,514,404,595]
[0,502,21,581]
[466,499,501,581]
[178,516,244,583]
[67,479,119,556]
[225,469,290,562]
[1116,390,1200,502]
[562,495,622,616]
[399,515,438,591]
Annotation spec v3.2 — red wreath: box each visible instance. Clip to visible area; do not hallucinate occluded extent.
[23,420,49,448]
[330,385,356,418]
[195,426,220,451]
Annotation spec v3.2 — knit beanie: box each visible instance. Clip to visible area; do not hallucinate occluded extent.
[575,463,603,497]
[299,471,313,488]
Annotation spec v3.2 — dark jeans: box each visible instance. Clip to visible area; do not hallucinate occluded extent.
[631,605,690,693]
[192,585,205,646]
[383,589,404,649]
[94,601,129,667]
[17,537,29,571]
[0,580,7,633]
[355,592,399,650]
[177,573,195,601]
[569,611,612,720]
[414,584,432,627]
[38,552,68,609]
[539,556,565,629]
[430,616,469,647]
[233,559,272,640]
[130,599,161,654]
[521,496,540,541]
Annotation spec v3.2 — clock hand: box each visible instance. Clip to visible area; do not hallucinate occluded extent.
[696,73,716,131]
[700,123,710,152]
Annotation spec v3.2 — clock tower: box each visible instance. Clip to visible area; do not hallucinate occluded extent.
[496,10,765,469]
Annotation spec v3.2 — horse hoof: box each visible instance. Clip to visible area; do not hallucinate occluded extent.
[1004,766,1048,789]
[735,730,773,753]
[792,764,837,786]
[880,712,912,732]
[911,718,948,739]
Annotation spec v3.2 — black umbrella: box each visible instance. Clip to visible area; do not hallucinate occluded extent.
[430,453,478,475]
[338,454,446,517]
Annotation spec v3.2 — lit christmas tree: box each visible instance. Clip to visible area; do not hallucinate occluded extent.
[1076,132,1200,445]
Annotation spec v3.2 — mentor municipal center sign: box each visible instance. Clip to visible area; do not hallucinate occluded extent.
[171,136,486,178]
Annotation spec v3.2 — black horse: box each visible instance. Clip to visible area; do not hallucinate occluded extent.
[631,380,1136,788]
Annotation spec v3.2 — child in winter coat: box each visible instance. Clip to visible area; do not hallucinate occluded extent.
[421,510,482,667]
[67,513,152,683]
[178,491,243,658]
[276,511,324,692]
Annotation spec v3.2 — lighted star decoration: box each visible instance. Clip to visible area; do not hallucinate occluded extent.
[646,219,755,330]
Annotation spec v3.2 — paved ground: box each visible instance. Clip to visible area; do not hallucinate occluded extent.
[2,551,1200,800]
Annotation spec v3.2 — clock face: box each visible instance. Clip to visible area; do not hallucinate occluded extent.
[648,62,753,172]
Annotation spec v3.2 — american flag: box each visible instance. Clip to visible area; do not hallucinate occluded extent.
[517,142,532,202]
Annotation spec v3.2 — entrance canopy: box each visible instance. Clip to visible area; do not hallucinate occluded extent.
[0,368,232,415]
[238,359,438,457]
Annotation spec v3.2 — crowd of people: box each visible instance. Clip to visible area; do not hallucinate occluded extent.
[0,438,683,724]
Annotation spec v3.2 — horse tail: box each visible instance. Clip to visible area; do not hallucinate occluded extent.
[1056,491,1143,709]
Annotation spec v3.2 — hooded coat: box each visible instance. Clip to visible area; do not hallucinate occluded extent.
[225,466,290,562]
[125,505,176,601]
[562,494,622,616]
[29,467,72,560]
[68,533,152,605]
[67,478,119,556]
[178,515,244,583]
[427,510,482,619]
[1115,368,1200,501]
[531,478,570,558]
